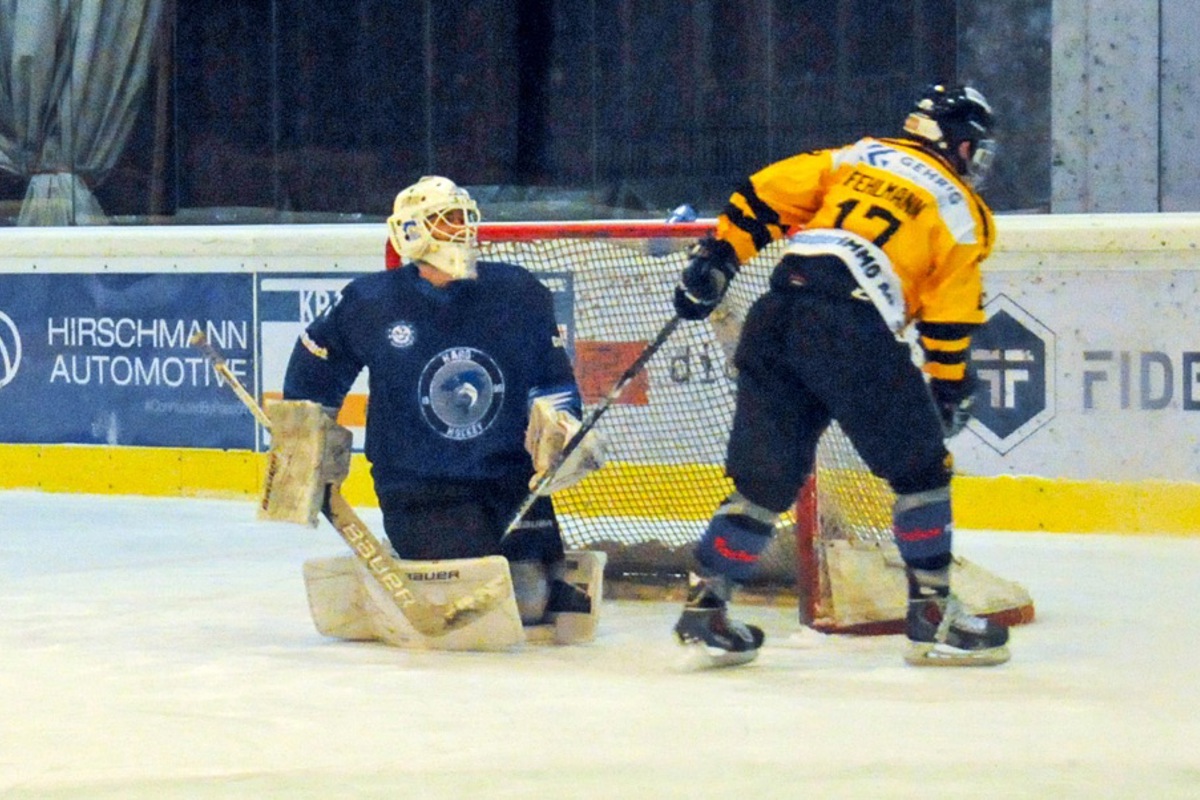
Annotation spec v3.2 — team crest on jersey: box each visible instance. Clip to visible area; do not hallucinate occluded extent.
[387,321,416,349]
[418,347,505,440]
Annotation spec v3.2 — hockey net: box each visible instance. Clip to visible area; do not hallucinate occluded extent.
[475,221,1034,633]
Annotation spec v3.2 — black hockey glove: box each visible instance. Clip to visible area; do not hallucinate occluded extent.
[930,374,976,439]
[673,236,739,321]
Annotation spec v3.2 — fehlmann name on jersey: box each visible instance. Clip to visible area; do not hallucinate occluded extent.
[841,169,929,219]
[842,140,966,208]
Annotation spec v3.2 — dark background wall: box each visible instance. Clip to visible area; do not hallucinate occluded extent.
[1,0,1052,223]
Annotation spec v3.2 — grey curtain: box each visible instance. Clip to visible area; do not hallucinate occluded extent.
[0,0,163,225]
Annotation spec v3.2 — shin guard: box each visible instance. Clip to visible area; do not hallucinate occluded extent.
[893,487,953,568]
[695,493,777,582]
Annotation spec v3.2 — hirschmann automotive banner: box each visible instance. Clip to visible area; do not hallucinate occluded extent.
[0,273,255,448]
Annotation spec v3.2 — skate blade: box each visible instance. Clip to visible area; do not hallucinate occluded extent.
[904,642,1010,667]
[673,641,759,671]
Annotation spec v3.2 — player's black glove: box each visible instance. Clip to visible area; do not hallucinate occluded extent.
[673,236,739,321]
[930,374,976,439]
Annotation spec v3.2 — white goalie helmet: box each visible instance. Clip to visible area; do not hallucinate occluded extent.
[387,175,481,280]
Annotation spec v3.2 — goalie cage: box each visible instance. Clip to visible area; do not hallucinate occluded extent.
[469,220,1034,635]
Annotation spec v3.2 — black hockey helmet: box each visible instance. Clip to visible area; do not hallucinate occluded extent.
[902,84,996,185]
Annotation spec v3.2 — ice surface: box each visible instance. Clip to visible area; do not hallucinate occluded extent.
[2,490,1198,798]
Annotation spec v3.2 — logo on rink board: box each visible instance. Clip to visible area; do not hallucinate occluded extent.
[969,295,1056,454]
[0,310,23,389]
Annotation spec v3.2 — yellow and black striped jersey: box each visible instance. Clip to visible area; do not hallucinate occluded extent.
[714,136,994,387]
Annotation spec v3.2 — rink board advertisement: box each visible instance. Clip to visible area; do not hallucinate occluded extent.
[1,217,1199,533]
[954,269,1200,482]
[0,273,255,449]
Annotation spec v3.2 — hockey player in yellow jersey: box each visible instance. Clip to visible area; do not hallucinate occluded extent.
[672,84,1009,668]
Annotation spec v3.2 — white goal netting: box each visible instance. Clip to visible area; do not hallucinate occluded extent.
[478,221,1034,631]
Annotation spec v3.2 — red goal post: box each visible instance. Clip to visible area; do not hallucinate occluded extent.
[386,219,1034,633]
[385,220,715,267]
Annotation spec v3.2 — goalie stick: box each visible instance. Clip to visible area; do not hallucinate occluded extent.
[190,332,508,638]
[501,314,682,541]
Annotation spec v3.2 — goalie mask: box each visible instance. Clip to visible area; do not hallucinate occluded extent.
[387,176,481,280]
[902,84,996,187]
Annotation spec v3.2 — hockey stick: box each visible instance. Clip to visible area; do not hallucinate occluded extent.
[190,332,508,637]
[501,314,682,541]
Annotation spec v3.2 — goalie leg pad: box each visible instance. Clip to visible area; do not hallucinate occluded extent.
[524,550,606,645]
[304,554,526,651]
[368,555,525,651]
[302,556,376,641]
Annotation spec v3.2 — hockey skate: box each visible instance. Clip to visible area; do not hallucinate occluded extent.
[673,572,764,670]
[905,591,1010,667]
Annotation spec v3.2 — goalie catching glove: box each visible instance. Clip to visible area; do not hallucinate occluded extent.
[524,396,606,495]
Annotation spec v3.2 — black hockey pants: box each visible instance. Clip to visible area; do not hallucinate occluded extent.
[377,476,565,565]
[726,254,952,513]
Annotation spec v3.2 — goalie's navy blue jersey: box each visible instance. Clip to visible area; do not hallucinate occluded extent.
[282,261,580,493]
